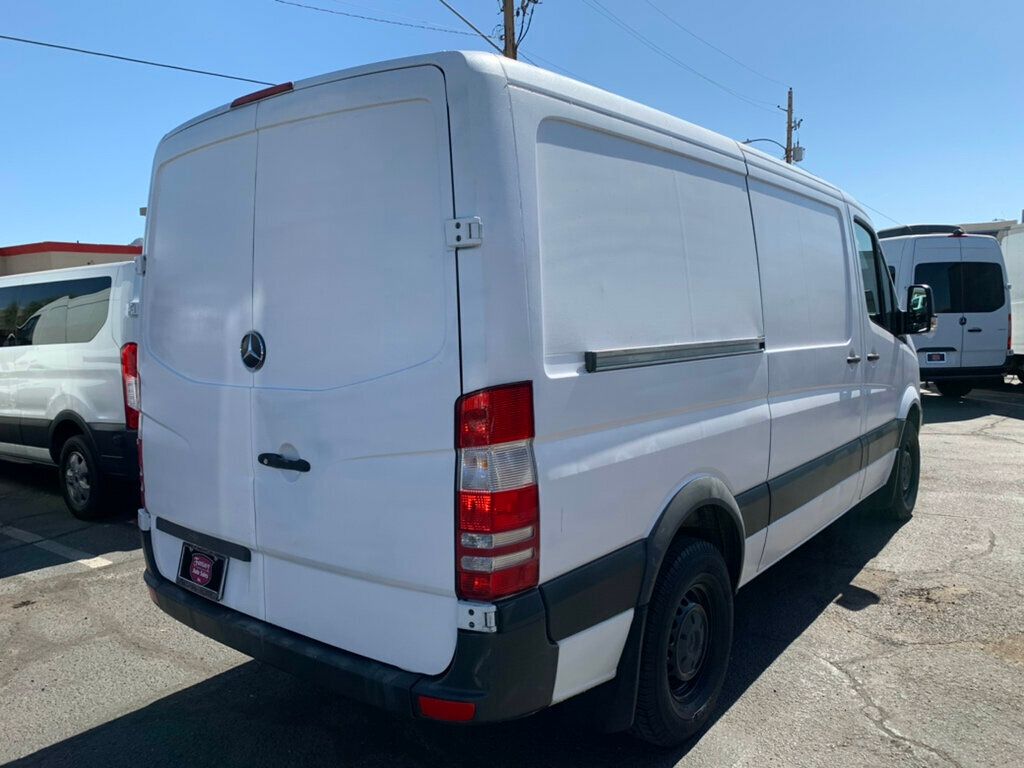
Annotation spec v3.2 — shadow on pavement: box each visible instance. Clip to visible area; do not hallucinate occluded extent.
[8,504,904,768]
[921,386,1024,425]
[0,460,139,580]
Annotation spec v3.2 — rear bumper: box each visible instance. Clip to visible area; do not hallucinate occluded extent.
[140,528,559,722]
[90,424,138,478]
[920,363,1009,381]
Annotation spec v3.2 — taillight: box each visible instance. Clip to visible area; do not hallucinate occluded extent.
[455,382,538,601]
[121,343,140,430]
[1009,314,1013,353]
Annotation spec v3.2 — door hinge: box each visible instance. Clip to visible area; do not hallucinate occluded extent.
[127,299,141,318]
[457,601,497,633]
[136,253,147,275]
[445,217,482,249]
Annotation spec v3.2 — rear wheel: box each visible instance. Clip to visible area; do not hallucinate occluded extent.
[935,381,971,398]
[59,435,106,520]
[630,537,733,747]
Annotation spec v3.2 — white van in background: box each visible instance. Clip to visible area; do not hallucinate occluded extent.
[138,52,934,746]
[0,261,140,518]
[1003,226,1024,376]
[879,225,1011,397]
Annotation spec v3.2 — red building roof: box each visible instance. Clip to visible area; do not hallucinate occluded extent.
[0,241,143,258]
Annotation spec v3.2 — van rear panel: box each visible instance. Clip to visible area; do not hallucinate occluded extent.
[142,65,461,673]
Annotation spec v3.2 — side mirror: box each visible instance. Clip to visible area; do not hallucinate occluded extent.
[904,284,935,335]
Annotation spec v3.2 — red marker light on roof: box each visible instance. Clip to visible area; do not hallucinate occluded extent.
[230,82,293,108]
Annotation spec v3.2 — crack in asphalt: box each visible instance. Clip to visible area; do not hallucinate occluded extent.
[818,654,966,768]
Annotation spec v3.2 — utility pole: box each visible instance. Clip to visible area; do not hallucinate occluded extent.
[503,0,517,59]
[784,87,794,164]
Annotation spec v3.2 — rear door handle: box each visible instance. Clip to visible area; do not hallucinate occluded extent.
[866,352,880,361]
[967,328,982,333]
[846,353,861,364]
[258,453,311,472]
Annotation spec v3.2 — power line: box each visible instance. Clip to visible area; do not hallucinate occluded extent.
[0,33,272,85]
[434,0,502,54]
[577,0,778,114]
[279,1,581,83]
[274,0,483,38]
[860,202,904,227]
[642,0,787,87]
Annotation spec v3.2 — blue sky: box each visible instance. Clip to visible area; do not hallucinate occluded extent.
[2,0,1022,245]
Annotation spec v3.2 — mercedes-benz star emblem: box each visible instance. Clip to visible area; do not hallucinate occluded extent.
[240,331,266,371]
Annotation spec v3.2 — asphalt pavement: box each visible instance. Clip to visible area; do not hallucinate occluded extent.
[1,385,1022,767]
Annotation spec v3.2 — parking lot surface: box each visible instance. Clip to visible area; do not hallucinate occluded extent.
[1,386,1022,767]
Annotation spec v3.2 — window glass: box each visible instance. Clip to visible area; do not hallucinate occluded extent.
[0,287,18,346]
[914,262,960,313]
[9,277,111,346]
[855,221,883,321]
[66,282,112,343]
[963,263,1004,312]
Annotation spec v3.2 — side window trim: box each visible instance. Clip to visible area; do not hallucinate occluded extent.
[854,217,896,333]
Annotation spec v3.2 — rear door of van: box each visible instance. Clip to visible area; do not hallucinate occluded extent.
[959,238,1009,369]
[249,67,460,674]
[910,237,964,370]
[144,65,460,675]
[142,108,263,618]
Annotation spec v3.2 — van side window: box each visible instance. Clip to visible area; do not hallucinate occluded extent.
[9,277,112,347]
[0,286,17,346]
[854,221,892,330]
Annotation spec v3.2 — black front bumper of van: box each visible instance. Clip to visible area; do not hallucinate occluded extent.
[141,528,565,722]
[920,363,1009,382]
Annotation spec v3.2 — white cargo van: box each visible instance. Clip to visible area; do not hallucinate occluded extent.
[138,52,934,745]
[0,261,140,517]
[879,225,1011,396]
[1003,226,1024,376]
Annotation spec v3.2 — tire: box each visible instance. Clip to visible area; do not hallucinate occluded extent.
[935,381,971,398]
[59,435,106,520]
[630,537,733,747]
[882,420,921,521]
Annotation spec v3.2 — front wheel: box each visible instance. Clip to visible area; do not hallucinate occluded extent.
[630,537,733,747]
[882,420,921,521]
[59,435,106,520]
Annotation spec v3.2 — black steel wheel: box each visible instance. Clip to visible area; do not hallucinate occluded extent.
[884,420,920,521]
[631,537,733,747]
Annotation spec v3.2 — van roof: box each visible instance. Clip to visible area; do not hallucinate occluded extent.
[879,231,999,243]
[0,260,132,286]
[161,50,848,206]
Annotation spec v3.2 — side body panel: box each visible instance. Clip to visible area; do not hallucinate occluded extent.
[0,262,132,464]
[745,158,865,569]
[499,76,770,695]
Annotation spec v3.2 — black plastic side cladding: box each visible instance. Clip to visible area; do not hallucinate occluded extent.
[540,542,645,642]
